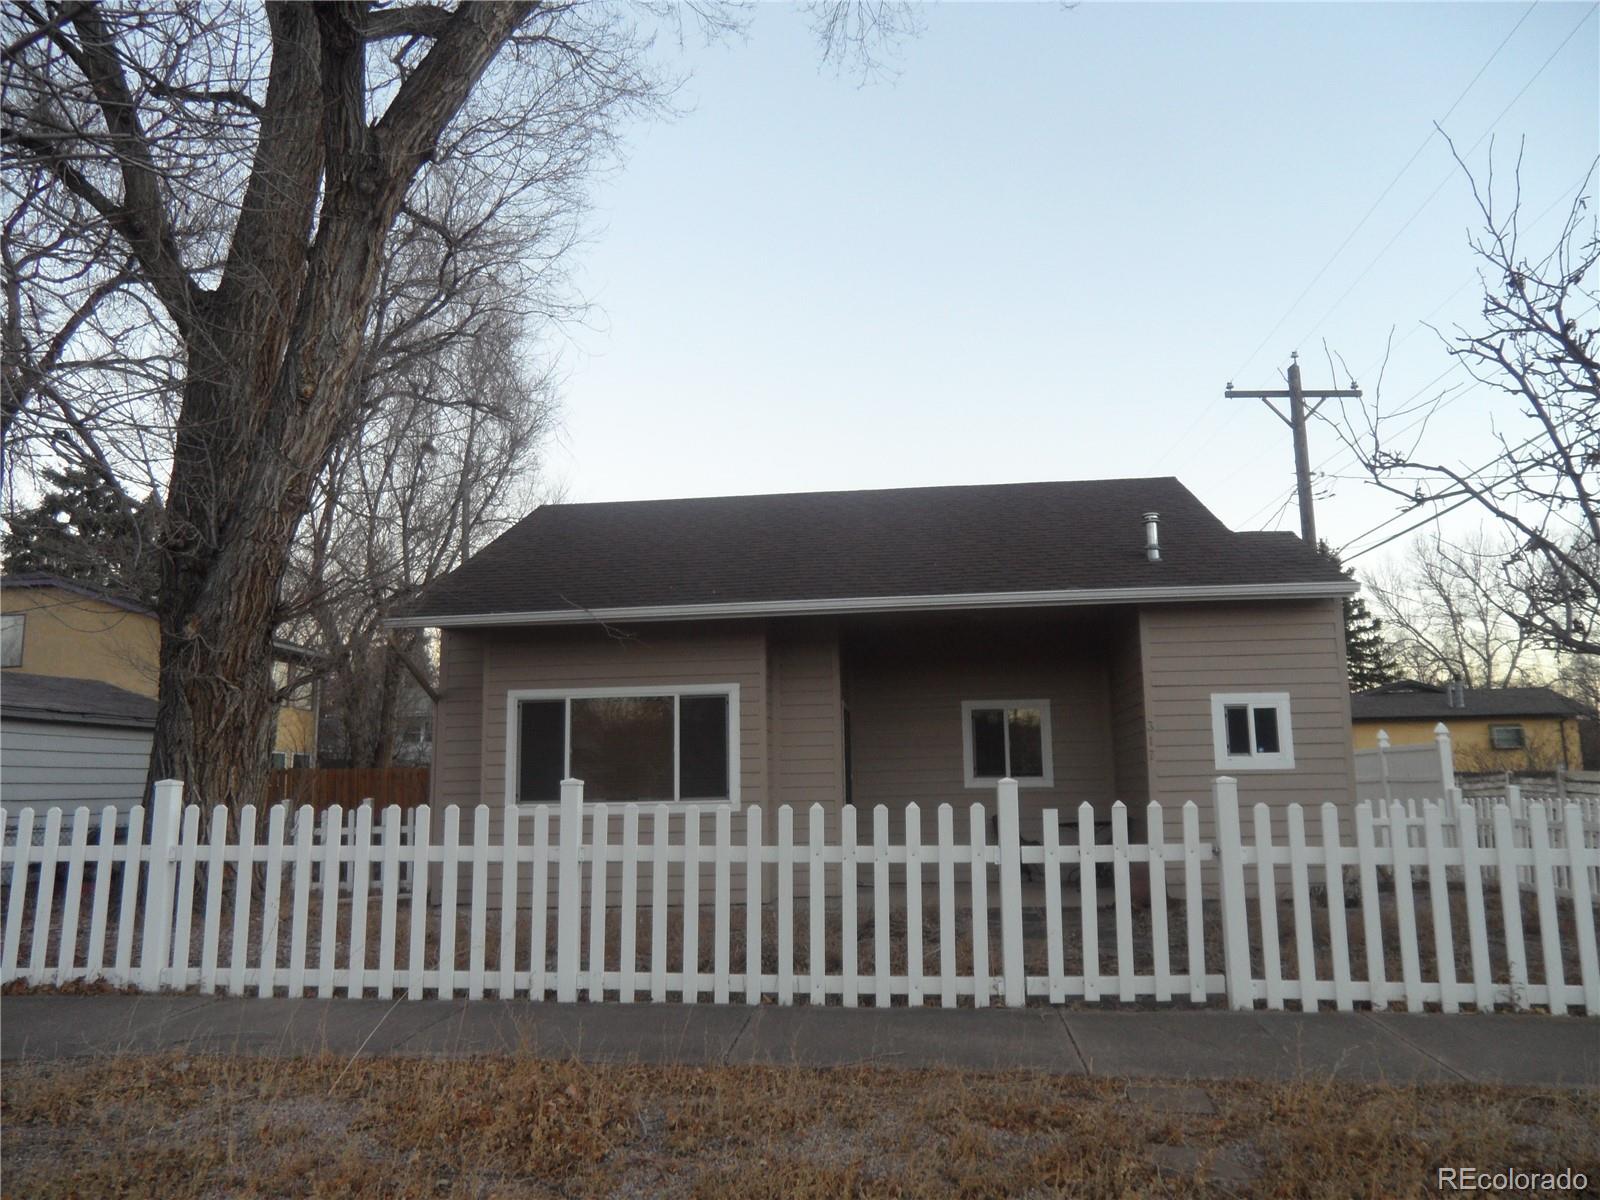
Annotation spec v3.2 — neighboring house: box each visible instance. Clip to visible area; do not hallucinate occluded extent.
[0,672,155,819]
[390,477,1358,856]
[1351,679,1584,774]
[0,573,322,769]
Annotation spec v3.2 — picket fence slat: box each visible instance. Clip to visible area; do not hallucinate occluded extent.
[969,804,990,1008]
[1078,803,1098,1004]
[317,806,341,999]
[1529,804,1565,1017]
[715,806,733,1006]
[588,803,607,1003]
[1422,803,1457,1014]
[3,778,1596,1015]
[86,807,116,980]
[1183,801,1205,1004]
[840,807,857,1008]
[1563,802,1600,1014]
[1147,802,1171,1005]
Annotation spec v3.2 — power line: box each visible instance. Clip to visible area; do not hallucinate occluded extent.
[1336,431,1545,559]
[1157,5,1587,479]
[1226,1,1540,387]
[1340,494,1479,562]
[1291,2,1598,352]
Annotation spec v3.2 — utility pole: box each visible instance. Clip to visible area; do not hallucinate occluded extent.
[1225,353,1361,546]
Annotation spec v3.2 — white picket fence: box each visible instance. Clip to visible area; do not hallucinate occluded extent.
[3,778,1598,1014]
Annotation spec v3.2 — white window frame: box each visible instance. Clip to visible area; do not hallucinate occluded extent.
[961,699,1054,788]
[1210,692,1295,771]
[505,683,742,810]
[0,612,23,667]
[1488,723,1526,750]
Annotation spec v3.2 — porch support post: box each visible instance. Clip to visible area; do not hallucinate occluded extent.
[556,777,584,1003]
[996,777,1025,1007]
[1213,775,1253,1010]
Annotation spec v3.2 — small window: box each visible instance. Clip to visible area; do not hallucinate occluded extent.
[270,751,289,770]
[1211,692,1295,770]
[291,753,312,769]
[1488,724,1526,750]
[0,613,22,667]
[510,687,739,806]
[962,700,1054,788]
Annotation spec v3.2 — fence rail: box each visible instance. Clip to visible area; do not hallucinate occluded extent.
[3,778,1597,1014]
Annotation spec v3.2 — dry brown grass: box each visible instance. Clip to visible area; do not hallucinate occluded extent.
[3,1054,1597,1198]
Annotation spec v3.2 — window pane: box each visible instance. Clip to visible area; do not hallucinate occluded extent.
[1224,705,1251,756]
[1490,725,1525,749]
[1007,708,1044,777]
[0,613,22,667]
[679,694,730,799]
[970,708,1006,777]
[518,700,565,803]
[1253,707,1280,755]
[571,696,673,802]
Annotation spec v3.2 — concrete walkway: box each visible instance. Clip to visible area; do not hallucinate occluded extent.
[2,996,1596,1087]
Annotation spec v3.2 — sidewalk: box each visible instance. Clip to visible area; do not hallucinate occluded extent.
[2,995,1595,1087]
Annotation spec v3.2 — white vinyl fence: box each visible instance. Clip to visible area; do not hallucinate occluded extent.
[3,778,1598,1014]
[1355,724,1456,805]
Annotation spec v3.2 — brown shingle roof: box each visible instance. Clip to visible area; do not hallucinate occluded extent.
[398,477,1348,624]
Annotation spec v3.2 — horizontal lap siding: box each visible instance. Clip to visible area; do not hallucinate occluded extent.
[845,624,1116,842]
[432,631,484,809]
[0,719,152,810]
[1141,600,1353,839]
[768,626,845,810]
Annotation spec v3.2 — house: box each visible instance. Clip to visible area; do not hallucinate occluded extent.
[0,573,323,771]
[1351,680,1584,774]
[0,672,155,818]
[390,477,1358,855]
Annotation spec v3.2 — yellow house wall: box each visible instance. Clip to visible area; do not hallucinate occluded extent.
[0,586,159,696]
[3,584,315,760]
[273,705,317,756]
[1353,716,1580,772]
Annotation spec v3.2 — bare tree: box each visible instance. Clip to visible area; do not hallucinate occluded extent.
[1337,140,1599,657]
[2,2,919,810]
[2,2,661,808]
[1361,529,1537,688]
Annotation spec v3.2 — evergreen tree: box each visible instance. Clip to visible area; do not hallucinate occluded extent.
[3,466,161,606]
[1318,542,1400,691]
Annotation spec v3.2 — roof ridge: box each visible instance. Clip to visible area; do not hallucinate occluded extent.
[534,476,1189,511]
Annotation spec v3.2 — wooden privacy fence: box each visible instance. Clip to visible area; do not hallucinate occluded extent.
[3,779,1598,1014]
[265,767,429,812]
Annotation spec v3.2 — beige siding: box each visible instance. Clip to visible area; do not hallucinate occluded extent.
[845,622,1117,840]
[1141,600,1354,837]
[1107,614,1149,803]
[767,624,845,809]
[431,630,484,808]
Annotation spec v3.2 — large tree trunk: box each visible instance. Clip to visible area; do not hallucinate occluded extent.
[142,3,534,809]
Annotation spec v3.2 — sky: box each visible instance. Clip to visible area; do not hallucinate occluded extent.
[541,1,1598,573]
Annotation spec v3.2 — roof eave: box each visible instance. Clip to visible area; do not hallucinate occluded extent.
[386,579,1359,629]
